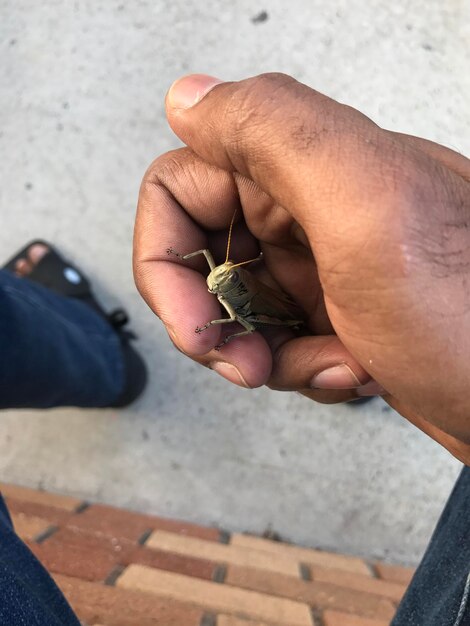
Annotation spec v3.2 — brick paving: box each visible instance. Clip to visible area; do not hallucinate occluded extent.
[0,482,416,625]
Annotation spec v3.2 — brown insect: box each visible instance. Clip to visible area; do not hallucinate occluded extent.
[167,212,304,349]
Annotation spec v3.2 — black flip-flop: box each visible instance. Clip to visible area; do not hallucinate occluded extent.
[3,240,147,407]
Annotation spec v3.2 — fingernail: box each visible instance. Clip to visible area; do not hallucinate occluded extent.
[356,380,387,397]
[210,361,249,388]
[167,74,224,110]
[311,364,362,389]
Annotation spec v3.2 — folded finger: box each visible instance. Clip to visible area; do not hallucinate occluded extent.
[268,334,373,392]
[133,149,274,383]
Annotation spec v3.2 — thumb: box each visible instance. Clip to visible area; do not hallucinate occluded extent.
[165,72,389,227]
[164,72,470,445]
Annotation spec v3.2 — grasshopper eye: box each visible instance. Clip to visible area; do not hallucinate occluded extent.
[229,271,239,284]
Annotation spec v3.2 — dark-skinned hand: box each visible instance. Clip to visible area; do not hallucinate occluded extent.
[134,73,470,465]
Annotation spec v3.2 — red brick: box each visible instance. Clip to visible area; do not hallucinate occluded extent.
[323,609,391,626]
[37,526,215,581]
[147,530,299,576]
[226,565,395,620]
[5,498,73,526]
[54,573,203,626]
[218,617,273,626]
[312,567,406,602]
[47,526,134,555]
[27,537,121,583]
[0,483,82,511]
[118,565,312,626]
[11,513,52,541]
[124,545,215,580]
[374,562,415,586]
[232,534,370,575]
[67,503,220,542]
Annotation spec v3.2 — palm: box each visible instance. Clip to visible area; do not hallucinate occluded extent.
[134,146,470,464]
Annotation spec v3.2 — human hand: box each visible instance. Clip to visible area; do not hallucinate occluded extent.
[134,73,470,463]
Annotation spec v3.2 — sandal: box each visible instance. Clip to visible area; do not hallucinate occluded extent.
[3,240,147,407]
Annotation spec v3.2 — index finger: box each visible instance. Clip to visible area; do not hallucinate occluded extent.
[134,148,236,353]
[133,148,273,386]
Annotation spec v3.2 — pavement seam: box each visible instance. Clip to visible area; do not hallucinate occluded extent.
[137,528,153,545]
[300,563,312,581]
[104,564,126,586]
[35,525,58,544]
[212,565,227,583]
[74,502,90,514]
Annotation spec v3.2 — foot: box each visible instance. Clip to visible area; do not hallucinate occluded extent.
[5,240,147,407]
[14,243,50,277]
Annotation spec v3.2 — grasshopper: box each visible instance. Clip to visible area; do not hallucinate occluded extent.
[167,212,304,350]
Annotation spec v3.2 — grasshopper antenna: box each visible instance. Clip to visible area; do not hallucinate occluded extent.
[226,209,263,268]
[231,254,263,269]
[225,209,238,263]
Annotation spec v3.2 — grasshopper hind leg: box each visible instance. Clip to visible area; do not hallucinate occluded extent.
[196,296,257,350]
[195,315,256,350]
[215,332,254,351]
[214,319,256,350]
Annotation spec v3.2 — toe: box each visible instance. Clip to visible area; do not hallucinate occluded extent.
[27,243,50,266]
[15,258,33,276]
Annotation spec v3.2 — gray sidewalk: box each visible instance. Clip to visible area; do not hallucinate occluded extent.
[0,0,468,563]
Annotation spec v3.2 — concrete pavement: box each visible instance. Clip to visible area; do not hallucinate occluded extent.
[0,0,468,563]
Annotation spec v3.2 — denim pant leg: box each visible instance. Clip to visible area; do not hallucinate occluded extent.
[0,269,125,408]
[393,465,470,626]
[0,494,80,626]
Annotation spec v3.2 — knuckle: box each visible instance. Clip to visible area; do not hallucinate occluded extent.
[139,148,212,215]
[221,73,302,170]
[234,73,297,113]
[225,74,294,132]
[143,148,194,189]
[222,73,347,170]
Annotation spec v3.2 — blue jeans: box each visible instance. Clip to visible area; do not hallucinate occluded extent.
[0,266,126,624]
[392,465,470,626]
[0,496,80,626]
[0,269,469,624]
[0,269,125,408]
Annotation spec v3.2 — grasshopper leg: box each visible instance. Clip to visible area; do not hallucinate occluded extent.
[166,248,216,271]
[197,315,255,350]
[248,314,303,328]
[196,296,256,350]
[195,316,238,334]
[214,321,256,350]
[195,298,237,334]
